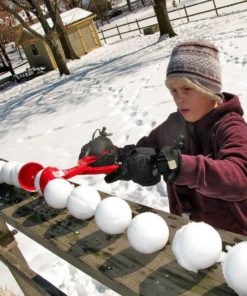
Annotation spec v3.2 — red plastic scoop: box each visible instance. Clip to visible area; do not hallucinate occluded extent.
[18,156,119,193]
[18,162,44,191]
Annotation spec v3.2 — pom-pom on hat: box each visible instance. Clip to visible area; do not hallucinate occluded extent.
[166,40,223,103]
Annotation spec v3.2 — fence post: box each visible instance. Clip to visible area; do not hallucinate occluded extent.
[126,17,131,32]
[212,0,219,16]
[101,30,107,44]
[136,19,142,34]
[184,5,189,22]
[116,25,122,39]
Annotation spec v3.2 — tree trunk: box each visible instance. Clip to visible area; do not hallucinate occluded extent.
[0,46,15,75]
[126,0,132,11]
[153,0,176,37]
[92,0,104,25]
[104,0,109,24]
[59,31,80,59]
[31,1,71,75]
[25,10,34,25]
[46,34,70,76]
[44,0,80,60]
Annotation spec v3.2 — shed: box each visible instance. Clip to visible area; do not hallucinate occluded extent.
[18,8,101,70]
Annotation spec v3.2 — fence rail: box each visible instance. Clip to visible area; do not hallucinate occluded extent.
[97,0,247,44]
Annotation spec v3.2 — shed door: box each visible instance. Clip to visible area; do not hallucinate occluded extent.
[79,24,96,51]
[69,29,86,56]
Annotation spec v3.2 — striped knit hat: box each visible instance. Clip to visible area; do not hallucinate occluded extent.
[166,40,223,103]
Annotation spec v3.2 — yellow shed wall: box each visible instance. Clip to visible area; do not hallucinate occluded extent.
[19,17,101,69]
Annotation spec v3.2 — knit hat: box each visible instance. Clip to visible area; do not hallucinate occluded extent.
[166,40,223,103]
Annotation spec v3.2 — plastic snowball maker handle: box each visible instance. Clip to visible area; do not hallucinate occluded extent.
[18,156,119,192]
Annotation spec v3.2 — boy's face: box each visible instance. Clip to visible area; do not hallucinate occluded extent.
[167,80,219,122]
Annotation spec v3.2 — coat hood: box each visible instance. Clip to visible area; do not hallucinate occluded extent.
[195,93,244,130]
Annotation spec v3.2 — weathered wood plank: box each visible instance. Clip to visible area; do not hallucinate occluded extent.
[0,212,66,296]
[0,245,66,296]
[0,183,245,296]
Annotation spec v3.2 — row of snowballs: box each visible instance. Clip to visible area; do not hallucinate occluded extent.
[0,160,24,188]
[0,161,247,295]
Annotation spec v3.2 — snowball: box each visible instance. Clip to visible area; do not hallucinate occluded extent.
[0,160,6,183]
[1,161,18,185]
[67,185,101,220]
[223,241,247,296]
[44,179,74,209]
[172,222,222,272]
[10,162,25,188]
[95,196,132,235]
[34,169,44,194]
[127,212,169,254]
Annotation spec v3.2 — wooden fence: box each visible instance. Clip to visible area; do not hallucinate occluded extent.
[98,0,247,44]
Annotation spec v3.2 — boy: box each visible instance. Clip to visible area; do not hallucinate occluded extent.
[81,40,247,235]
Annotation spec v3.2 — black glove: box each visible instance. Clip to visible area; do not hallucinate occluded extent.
[105,147,161,186]
[79,127,117,166]
[156,135,184,182]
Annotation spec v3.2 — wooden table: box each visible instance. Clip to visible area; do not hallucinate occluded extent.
[0,183,246,296]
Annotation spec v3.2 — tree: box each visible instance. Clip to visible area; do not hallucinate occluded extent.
[44,0,80,59]
[0,0,70,75]
[90,0,110,24]
[63,0,83,9]
[126,0,132,11]
[0,10,19,75]
[152,0,176,37]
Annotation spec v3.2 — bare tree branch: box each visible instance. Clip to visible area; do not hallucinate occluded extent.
[0,0,46,40]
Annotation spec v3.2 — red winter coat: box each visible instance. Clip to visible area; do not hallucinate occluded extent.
[120,93,247,235]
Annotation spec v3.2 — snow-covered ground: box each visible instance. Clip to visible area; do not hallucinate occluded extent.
[97,0,247,43]
[0,2,247,295]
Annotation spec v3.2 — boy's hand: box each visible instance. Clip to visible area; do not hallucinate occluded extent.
[156,136,184,182]
[105,147,161,186]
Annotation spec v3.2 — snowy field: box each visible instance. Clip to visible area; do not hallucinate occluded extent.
[97,0,247,44]
[1,2,247,295]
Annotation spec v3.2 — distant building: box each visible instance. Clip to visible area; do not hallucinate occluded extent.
[17,8,101,70]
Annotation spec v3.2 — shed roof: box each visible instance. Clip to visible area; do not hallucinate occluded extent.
[27,8,93,36]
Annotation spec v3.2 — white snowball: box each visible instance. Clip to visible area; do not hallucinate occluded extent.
[10,162,25,188]
[44,179,74,209]
[34,169,44,194]
[67,185,101,220]
[95,196,132,235]
[1,161,18,185]
[0,160,6,183]
[223,241,247,296]
[172,222,222,272]
[127,212,169,254]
